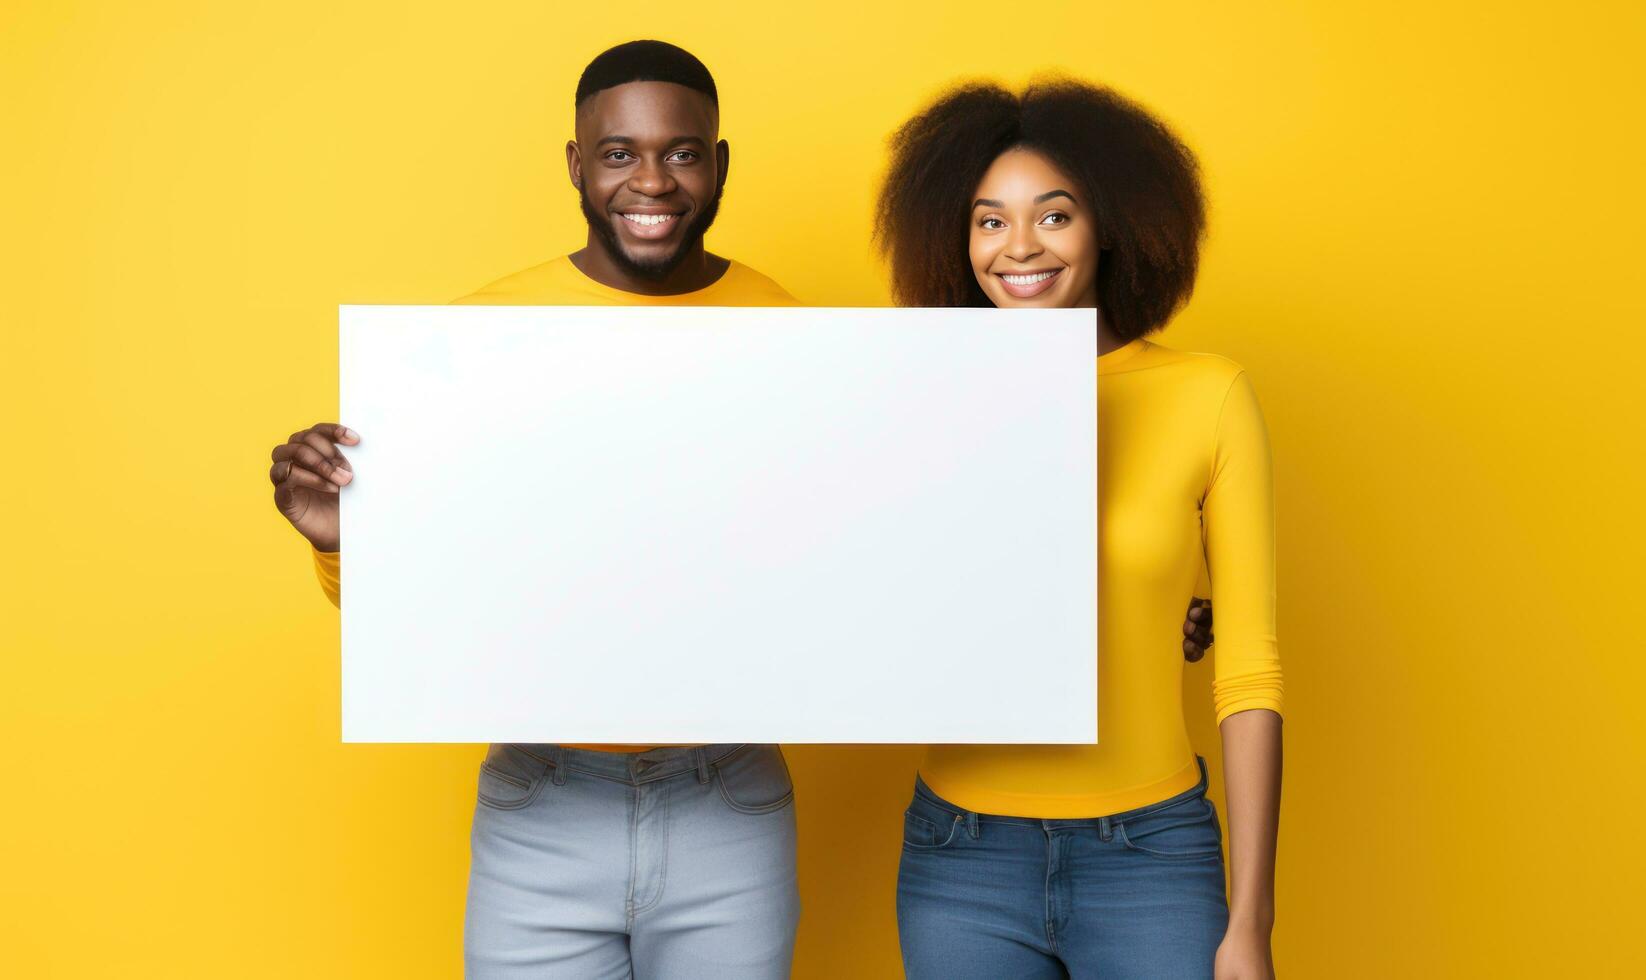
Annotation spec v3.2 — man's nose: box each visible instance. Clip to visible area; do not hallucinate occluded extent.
[629,161,677,198]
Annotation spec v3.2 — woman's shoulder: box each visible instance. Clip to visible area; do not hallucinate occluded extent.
[1118,341,1266,445]
[1120,338,1249,387]
[1109,340,1262,428]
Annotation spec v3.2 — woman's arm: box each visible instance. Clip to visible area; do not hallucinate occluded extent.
[1201,369,1284,979]
[1217,709,1282,978]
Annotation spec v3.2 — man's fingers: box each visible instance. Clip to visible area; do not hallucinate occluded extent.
[298,431,355,476]
[298,429,342,460]
[272,441,353,477]
[276,467,340,496]
[272,443,350,484]
[1183,638,1205,662]
[273,443,335,477]
[304,422,359,446]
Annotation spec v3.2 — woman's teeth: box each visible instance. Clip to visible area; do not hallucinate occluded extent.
[621,213,676,226]
[1001,271,1056,285]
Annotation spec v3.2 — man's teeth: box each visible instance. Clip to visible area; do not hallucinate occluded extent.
[621,213,676,226]
[1002,271,1057,286]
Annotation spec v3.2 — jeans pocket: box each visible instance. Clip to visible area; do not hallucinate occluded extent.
[713,745,795,814]
[901,809,964,851]
[901,781,965,851]
[1117,793,1224,860]
[477,743,551,811]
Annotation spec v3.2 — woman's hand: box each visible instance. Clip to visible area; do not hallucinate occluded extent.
[269,421,358,552]
[1214,921,1275,979]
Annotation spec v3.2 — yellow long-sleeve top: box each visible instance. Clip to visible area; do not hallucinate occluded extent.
[920,338,1283,818]
[311,254,797,751]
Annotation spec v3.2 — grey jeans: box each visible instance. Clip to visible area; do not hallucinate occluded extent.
[464,743,800,979]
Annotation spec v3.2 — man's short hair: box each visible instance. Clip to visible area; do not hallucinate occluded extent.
[575,40,718,109]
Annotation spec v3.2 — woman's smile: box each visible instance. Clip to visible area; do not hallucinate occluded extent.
[994,267,1063,297]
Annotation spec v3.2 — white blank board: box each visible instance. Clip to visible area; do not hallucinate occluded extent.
[340,305,1096,743]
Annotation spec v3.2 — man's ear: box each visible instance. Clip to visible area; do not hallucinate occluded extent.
[716,139,730,194]
[566,140,583,190]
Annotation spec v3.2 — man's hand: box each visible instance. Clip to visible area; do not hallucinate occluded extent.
[269,422,358,552]
[1214,921,1275,979]
[1183,597,1214,662]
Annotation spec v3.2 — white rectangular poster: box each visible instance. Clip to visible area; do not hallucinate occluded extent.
[339,305,1096,743]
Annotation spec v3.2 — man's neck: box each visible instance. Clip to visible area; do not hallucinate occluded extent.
[570,240,731,297]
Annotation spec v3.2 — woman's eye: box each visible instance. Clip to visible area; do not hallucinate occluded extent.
[1040,212,1070,226]
[980,217,1006,230]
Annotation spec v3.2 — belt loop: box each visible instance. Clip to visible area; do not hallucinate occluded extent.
[549,746,566,786]
[1098,816,1113,842]
[694,747,712,784]
[965,810,980,840]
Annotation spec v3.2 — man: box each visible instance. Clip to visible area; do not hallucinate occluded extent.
[268,41,801,980]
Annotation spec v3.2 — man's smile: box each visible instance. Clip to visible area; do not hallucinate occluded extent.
[616,208,685,240]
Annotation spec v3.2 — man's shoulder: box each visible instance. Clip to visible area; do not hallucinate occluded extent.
[450,256,582,305]
[715,259,800,306]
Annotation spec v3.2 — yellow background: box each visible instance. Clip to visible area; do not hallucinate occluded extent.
[3,1,1642,976]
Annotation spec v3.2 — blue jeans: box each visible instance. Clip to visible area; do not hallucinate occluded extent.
[897,758,1229,979]
[465,743,799,979]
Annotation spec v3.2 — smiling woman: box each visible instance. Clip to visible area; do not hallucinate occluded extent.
[969,149,1103,306]
[875,79,1203,337]
[876,78,1282,980]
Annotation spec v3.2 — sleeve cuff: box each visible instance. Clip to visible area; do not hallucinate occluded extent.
[1215,700,1284,726]
[310,546,341,608]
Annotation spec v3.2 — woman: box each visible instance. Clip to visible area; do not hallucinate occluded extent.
[877,80,1284,979]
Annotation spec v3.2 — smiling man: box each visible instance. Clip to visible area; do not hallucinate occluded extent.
[270,41,799,980]
[457,40,794,306]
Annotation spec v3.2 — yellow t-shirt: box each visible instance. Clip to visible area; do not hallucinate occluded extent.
[311,254,798,751]
[918,338,1284,818]
[452,254,797,308]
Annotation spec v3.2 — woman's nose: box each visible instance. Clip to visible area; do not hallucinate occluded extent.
[1005,227,1042,263]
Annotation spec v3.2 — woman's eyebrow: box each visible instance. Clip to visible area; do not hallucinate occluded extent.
[972,198,1005,209]
[1034,189,1076,204]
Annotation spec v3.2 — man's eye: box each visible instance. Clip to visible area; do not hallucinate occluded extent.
[667,151,697,163]
[606,151,634,162]
[1040,212,1069,226]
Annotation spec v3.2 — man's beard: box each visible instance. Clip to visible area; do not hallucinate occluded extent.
[579,184,723,282]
